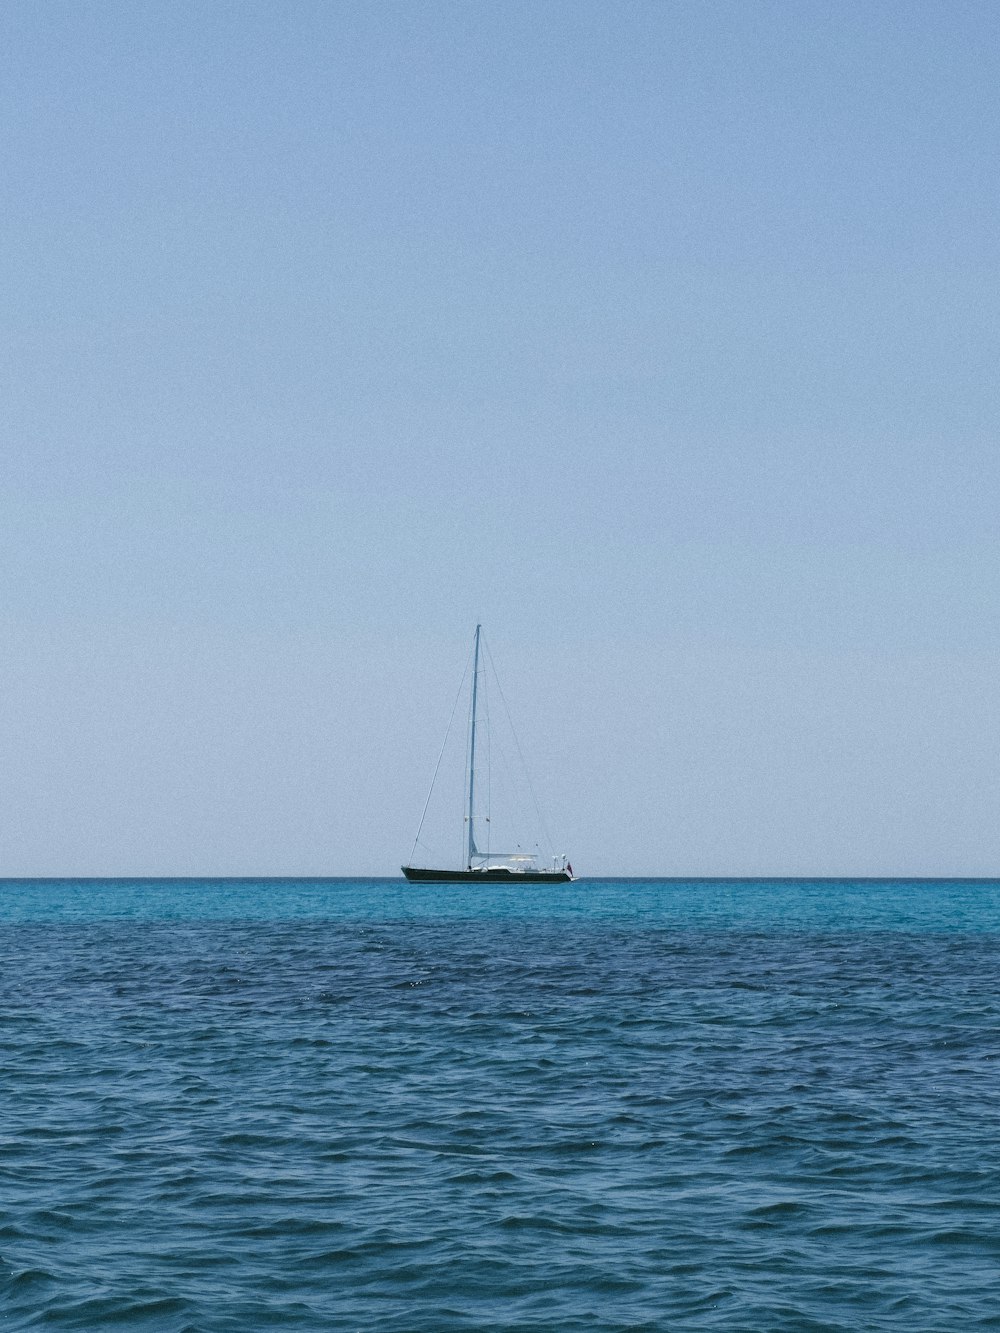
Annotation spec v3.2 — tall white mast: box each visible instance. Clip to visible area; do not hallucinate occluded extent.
[467,624,481,868]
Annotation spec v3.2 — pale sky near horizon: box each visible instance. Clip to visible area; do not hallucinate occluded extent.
[1,1,998,876]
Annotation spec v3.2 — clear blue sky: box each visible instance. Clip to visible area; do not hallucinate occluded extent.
[1,1,997,875]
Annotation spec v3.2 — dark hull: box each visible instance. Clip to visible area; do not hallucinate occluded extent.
[402,866,573,883]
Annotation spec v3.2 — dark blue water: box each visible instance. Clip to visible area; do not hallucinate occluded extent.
[1,879,998,1330]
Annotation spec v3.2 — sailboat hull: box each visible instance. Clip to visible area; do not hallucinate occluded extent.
[402,866,573,883]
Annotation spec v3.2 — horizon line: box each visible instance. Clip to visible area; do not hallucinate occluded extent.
[1,875,998,884]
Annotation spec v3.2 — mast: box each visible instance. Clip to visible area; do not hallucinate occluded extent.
[467,623,481,867]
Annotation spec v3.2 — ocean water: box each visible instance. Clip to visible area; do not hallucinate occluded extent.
[1,879,998,1331]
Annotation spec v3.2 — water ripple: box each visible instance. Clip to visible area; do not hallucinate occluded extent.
[0,880,997,1329]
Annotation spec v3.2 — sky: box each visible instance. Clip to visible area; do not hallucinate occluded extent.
[0,0,998,876]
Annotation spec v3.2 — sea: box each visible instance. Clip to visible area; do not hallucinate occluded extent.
[1,878,998,1331]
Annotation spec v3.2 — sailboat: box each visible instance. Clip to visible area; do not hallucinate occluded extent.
[402,625,575,883]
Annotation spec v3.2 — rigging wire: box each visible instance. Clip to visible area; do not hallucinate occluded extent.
[463,634,476,866]
[482,633,557,861]
[483,652,491,861]
[408,640,474,867]
[487,721,534,855]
